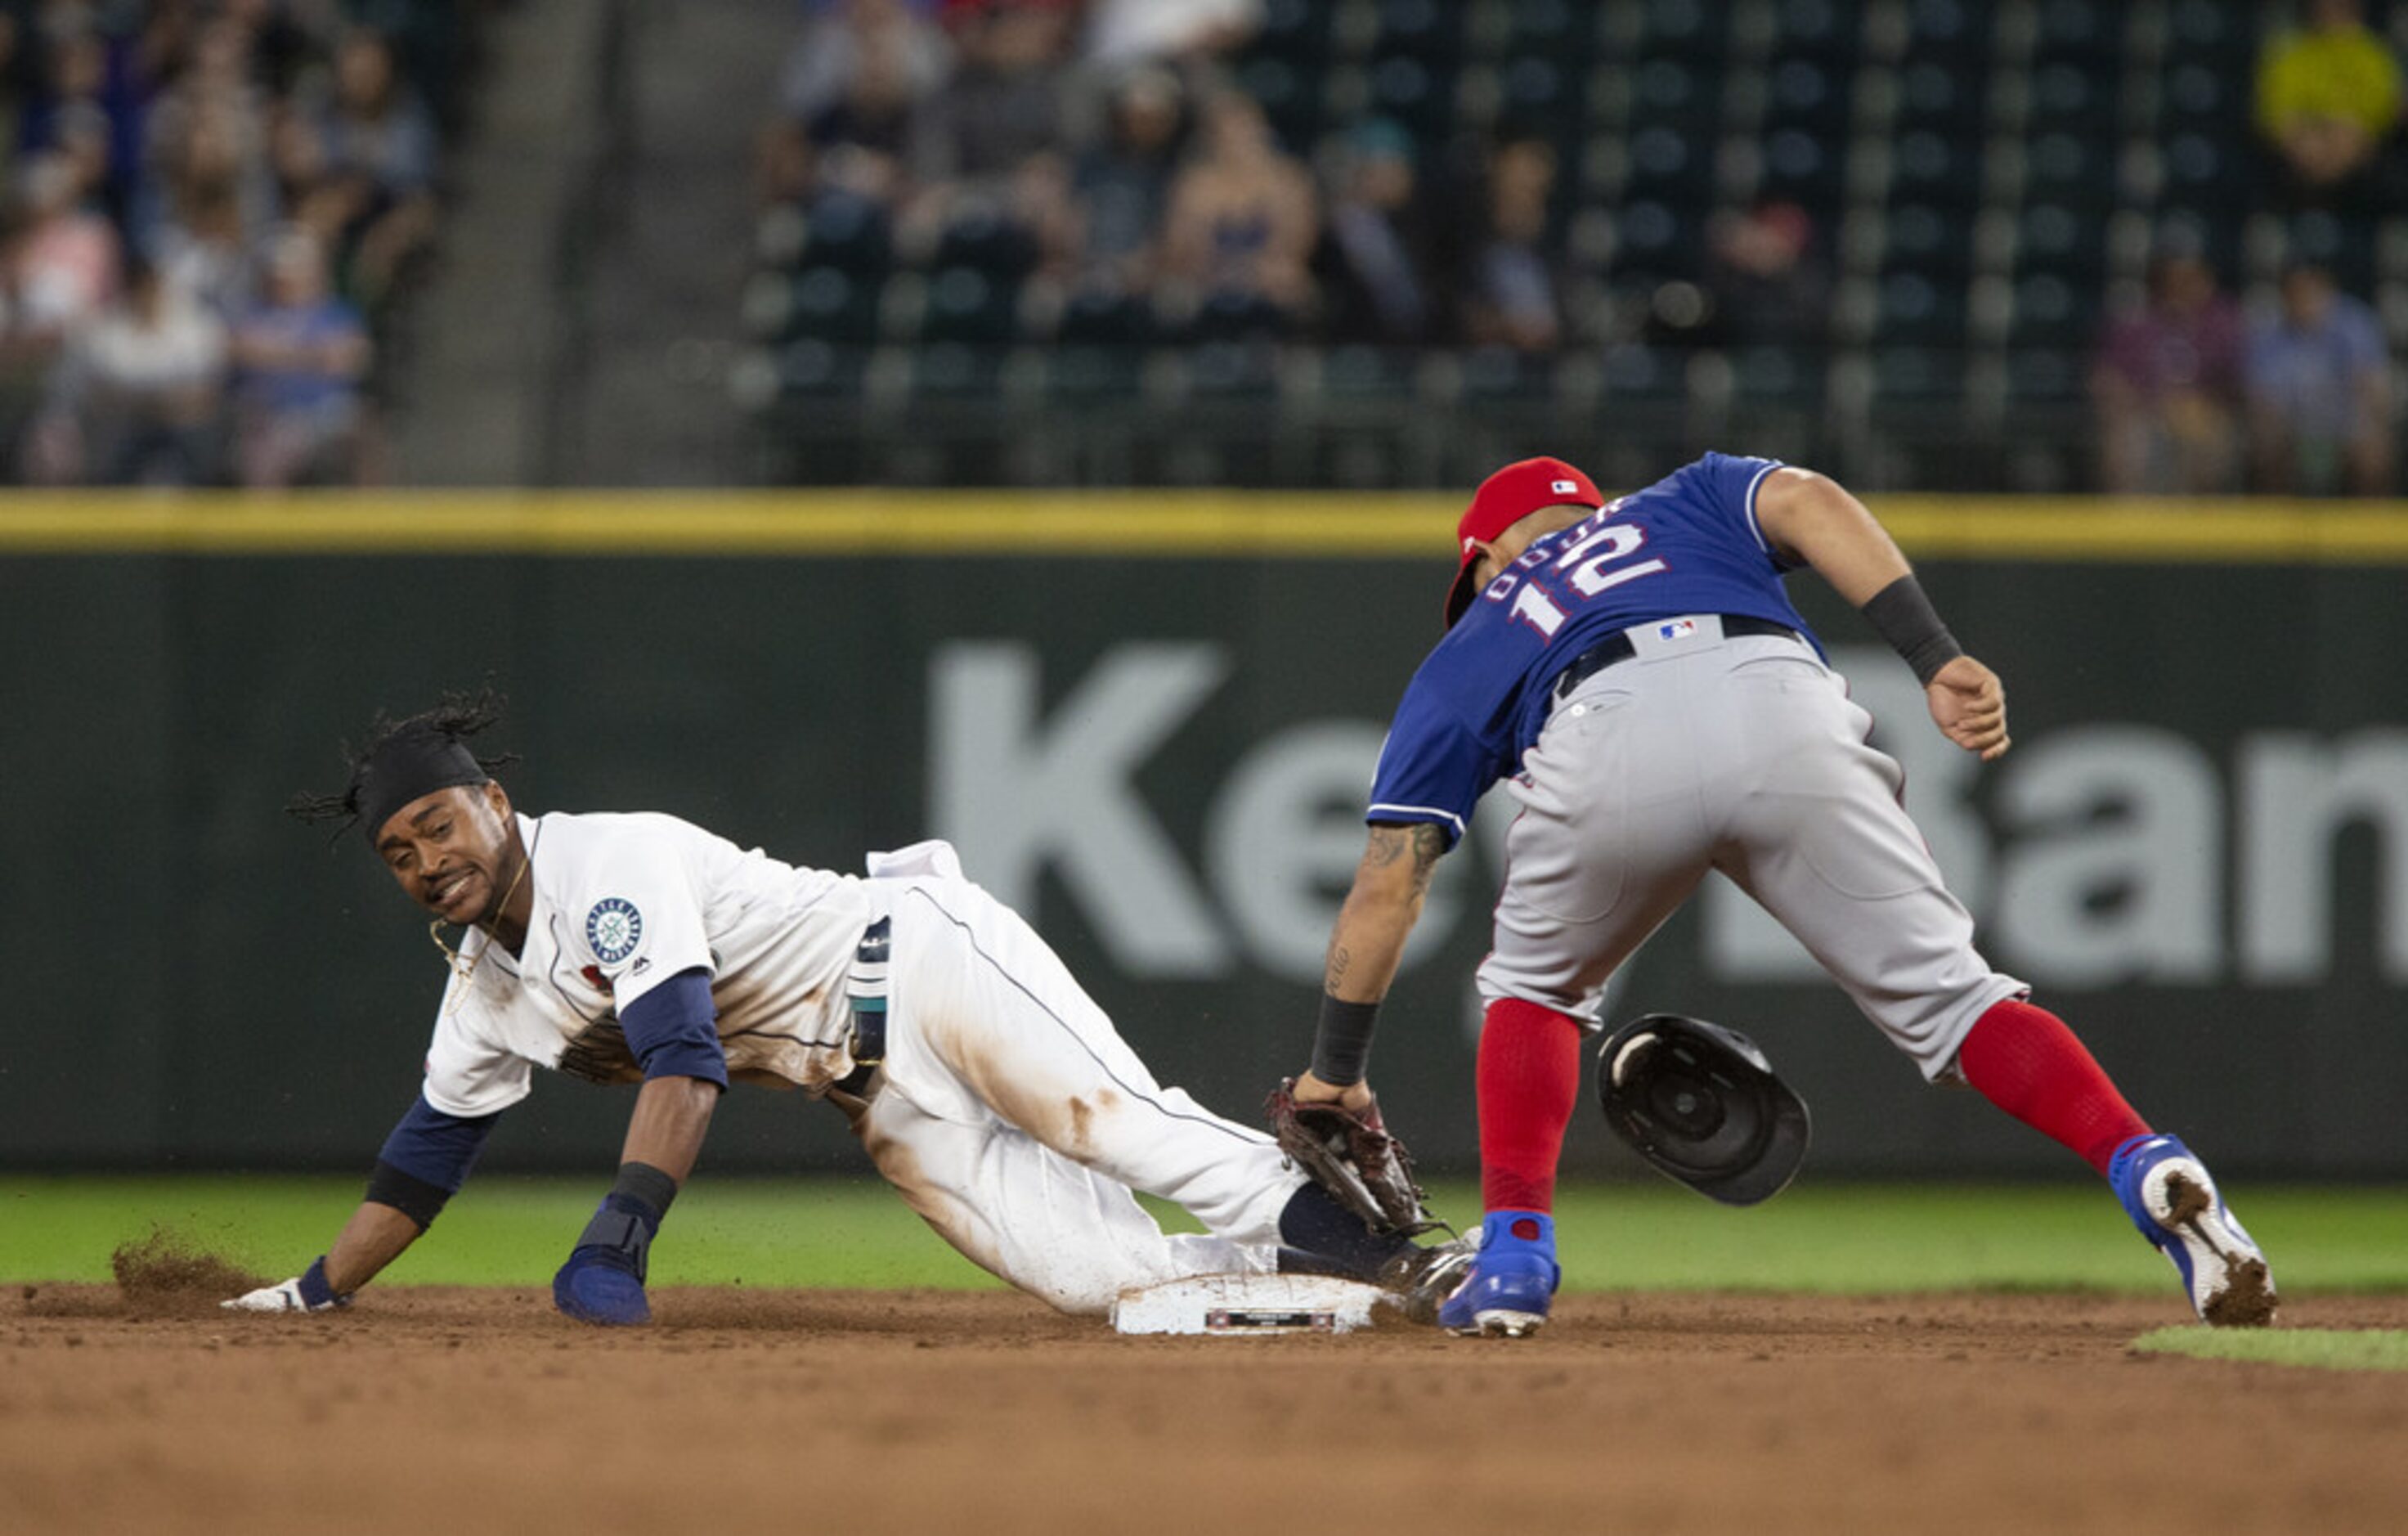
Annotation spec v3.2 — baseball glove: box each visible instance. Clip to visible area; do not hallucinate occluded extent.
[1266,1078,1439,1236]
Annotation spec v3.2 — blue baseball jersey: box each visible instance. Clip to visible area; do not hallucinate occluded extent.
[1365,452,1825,843]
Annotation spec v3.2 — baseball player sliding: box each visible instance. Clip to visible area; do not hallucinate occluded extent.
[1287,454,2276,1336]
[228,692,1459,1324]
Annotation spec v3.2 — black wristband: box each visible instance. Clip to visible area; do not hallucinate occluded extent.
[1310,995,1381,1086]
[612,1161,680,1222]
[1860,573,1965,685]
[364,1159,452,1231]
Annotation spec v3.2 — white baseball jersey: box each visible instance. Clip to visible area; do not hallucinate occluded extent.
[425,811,872,1116]
[422,814,1303,1314]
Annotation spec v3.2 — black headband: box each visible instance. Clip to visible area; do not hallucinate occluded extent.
[353,725,491,842]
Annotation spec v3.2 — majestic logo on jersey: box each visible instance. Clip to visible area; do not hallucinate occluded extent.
[585,897,644,965]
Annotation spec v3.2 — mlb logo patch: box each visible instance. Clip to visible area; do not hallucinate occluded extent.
[1552,478,1579,495]
[1658,619,1699,641]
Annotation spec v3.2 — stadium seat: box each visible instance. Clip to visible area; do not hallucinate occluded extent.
[907,341,1010,398]
[2002,344,2086,404]
[1760,57,1851,137]
[1461,344,1554,399]
[775,339,869,397]
[2161,0,2262,67]
[1630,55,1720,131]
[1055,287,1156,348]
[2016,201,2109,285]
[1366,53,1462,138]
[2024,58,2120,137]
[1046,344,1150,401]
[1187,339,1284,397]
[1729,342,1826,404]
[1373,0,1464,58]
[1755,125,1848,212]
[2003,270,2101,350]
[1320,344,1419,398]
[2021,130,2120,209]
[1251,0,1341,65]
[1886,129,1984,208]
[1888,0,1997,65]
[1623,123,1719,208]
[1881,202,1976,281]
[1237,56,1320,150]
[1760,0,1863,62]
[796,191,892,275]
[787,266,884,345]
[1601,340,1681,398]
[1634,0,1726,61]
[1611,199,1710,283]
[919,267,1023,345]
[1890,58,1987,135]
[1500,0,1587,61]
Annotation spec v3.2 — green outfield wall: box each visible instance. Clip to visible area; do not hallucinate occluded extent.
[3,493,2404,1178]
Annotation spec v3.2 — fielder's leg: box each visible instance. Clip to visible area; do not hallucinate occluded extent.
[1457,671,1726,1335]
[1711,656,2274,1324]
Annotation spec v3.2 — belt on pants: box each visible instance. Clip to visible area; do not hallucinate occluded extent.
[830,916,890,1099]
[1552,614,1803,702]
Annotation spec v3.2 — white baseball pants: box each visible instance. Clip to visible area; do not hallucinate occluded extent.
[852,877,1304,1314]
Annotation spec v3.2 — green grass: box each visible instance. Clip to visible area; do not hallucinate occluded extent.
[2133,1327,2408,1372]
[5,1175,2406,1296]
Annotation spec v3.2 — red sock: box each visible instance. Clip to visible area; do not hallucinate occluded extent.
[1956,998,2150,1175]
[1478,998,1587,1212]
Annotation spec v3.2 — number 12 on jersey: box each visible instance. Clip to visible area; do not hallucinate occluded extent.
[1487,514,1667,640]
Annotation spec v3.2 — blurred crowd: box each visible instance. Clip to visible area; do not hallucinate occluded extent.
[760,0,2408,499]
[0,0,476,489]
[756,0,1681,361]
[2100,0,2401,496]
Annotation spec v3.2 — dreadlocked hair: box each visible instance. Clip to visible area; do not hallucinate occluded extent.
[285,685,522,835]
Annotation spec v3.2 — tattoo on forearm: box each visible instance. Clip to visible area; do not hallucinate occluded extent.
[1325,945,1352,991]
[1364,823,1451,886]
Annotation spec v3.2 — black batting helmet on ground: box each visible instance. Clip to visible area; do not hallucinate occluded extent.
[1595,1014,1810,1206]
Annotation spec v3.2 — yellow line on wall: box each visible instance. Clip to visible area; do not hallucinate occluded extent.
[4,492,2408,562]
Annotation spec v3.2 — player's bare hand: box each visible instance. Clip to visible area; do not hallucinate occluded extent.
[1926,655,2010,761]
[1291,1068,1374,1112]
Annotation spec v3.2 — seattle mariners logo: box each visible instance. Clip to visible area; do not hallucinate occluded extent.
[585,897,643,965]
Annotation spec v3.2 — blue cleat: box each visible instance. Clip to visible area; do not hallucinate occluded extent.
[2108,1134,2276,1327]
[553,1249,652,1326]
[1437,1210,1560,1337]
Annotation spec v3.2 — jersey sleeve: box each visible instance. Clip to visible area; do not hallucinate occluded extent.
[1693,451,1792,570]
[563,825,715,1014]
[1364,675,1504,847]
[421,997,537,1118]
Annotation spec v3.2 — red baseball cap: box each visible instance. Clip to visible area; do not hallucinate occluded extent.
[1442,456,1604,627]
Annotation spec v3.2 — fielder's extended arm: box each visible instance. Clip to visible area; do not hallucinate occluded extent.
[1753,467,2011,761]
[1294,820,1451,1108]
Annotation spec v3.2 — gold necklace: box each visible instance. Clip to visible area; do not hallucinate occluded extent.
[429,851,532,1010]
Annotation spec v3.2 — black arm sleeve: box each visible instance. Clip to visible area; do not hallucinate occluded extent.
[367,1094,503,1228]
[363,1160,453,1230]
[1310,995,1382,1086]
[1859,573,1966,685]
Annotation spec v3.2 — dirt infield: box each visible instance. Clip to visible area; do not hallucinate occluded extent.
[5,1284,2405,1536]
